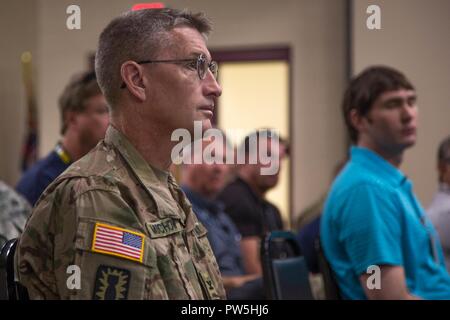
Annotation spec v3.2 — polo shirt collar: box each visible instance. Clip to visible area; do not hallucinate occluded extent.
[350,146,407,187]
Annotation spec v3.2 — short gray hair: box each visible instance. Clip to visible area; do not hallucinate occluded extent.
[95,8,212,110]
[437,135,450,182]
[438,135,450,162]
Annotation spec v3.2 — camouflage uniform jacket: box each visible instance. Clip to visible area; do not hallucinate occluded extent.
[16,125,225,300]
[0,181,31,247]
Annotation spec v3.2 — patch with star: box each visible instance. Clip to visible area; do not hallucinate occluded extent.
[93,265,131,300]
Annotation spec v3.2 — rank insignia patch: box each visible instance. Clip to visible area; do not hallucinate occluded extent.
[93,265,130,300]
[92,222,145,263]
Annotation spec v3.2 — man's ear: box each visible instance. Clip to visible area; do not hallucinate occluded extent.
[65,110,78,130]
[120,61,147,102]
[350,109,368,133]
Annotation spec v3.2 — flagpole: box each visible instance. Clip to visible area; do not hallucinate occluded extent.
[20,51,39,171]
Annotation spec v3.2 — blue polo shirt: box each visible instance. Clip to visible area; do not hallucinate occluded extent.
[16,150,70,206]
[321,146,450,299]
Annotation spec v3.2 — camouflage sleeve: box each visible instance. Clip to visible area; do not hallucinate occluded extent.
[16,178,74,299]
[17,176,151,300]
[0,181,31,247]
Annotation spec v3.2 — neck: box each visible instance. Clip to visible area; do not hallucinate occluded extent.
[61,132,85,162]
[357,138,404,168]
[192,186,215,201]
[111,114,174,171]
[238,170,264,198]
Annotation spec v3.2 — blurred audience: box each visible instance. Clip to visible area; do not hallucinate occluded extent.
[181,135,264,299]
[428,135,450,273]
[0,180,31,247]
[295,161,346,274]
[16,71,109,206]
[218,129,288,275]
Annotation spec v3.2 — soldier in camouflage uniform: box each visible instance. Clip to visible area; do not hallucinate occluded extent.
[0,181,31,248]
[16,8,225,300]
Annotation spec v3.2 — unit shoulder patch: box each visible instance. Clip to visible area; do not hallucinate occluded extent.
[93,265,131,300]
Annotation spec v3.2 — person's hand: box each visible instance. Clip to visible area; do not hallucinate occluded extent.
[222,274,260,289]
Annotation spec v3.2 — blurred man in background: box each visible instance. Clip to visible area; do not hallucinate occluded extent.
[182,135,265,299]
[0,180,30,247]
[16,71,109,206]
[218,129,288,275]
[428,135,450,273]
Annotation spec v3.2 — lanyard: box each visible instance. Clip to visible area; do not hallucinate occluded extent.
[54,143,71,165]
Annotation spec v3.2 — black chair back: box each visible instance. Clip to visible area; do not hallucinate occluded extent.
[261,230,314,300]
[0,238,29,300]
[314,238,341,300]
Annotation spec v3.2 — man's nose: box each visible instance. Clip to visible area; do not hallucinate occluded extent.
[401,103,417,122]
[203,71,222,98]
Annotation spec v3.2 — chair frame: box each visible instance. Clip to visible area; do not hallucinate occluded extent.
[0,238,29,300]
[261,230,313,300]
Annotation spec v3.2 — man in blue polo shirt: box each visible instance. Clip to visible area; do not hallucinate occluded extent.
[321,66,450,299]
[16,71,109,206]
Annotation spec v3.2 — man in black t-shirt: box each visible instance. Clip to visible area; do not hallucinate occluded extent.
[218,129,288,275]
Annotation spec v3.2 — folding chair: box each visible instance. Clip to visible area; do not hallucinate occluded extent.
[261,230,314,300]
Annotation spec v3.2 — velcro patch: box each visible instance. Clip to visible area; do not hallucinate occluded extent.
[193,222,208,238]
[198,271,220,300]
[92,222,145,263]
[93,265,130,300]
[146,218,183,238]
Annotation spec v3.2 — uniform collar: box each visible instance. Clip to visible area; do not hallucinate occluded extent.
[105,125,169,186]
[104,125,184,221]
[350,146,407,188]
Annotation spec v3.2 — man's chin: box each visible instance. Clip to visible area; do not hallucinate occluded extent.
[403,136,417,149]
[201,119,212,131]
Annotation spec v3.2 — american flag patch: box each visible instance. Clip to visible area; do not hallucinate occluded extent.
[92,223,145,263]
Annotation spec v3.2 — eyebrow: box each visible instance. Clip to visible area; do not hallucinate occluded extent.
[384,94,417,105]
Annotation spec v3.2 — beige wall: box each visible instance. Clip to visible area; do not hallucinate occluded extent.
[0,0,38,186]
[353,0,450,206]
[1,0,348,224]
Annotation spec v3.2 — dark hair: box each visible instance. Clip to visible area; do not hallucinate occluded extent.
[58,71,101,135]
[239,128,290,157]
[95,8,212,109]
[342,65,415,143]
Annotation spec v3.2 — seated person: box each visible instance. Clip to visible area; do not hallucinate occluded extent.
[296,216,321,274]
[428,135,450,273]
[218,129,288,275]
[181,136,264,299]
[296,161,345,274]
[0,180,31,247]
[16,71,109,206]
[321,66,450,299]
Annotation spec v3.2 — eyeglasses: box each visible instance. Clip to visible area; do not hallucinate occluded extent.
[120,54,218,88]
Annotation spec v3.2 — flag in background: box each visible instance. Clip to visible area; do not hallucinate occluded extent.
[20,51,38,172]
